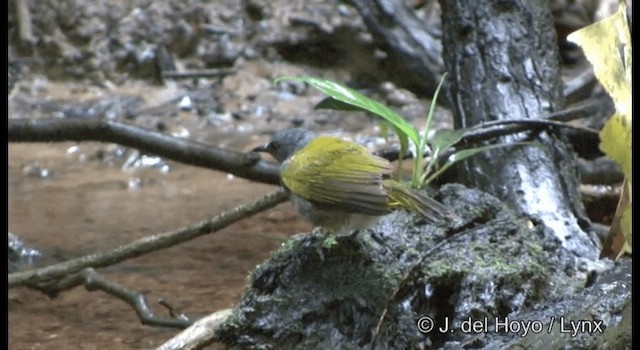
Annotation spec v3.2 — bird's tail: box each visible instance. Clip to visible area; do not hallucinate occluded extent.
[383,180,458,224]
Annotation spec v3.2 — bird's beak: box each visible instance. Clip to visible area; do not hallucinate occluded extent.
[252,143,269,153]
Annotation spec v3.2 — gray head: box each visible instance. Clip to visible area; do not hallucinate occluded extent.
[253,128,316,163]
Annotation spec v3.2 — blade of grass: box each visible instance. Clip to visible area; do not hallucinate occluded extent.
[413,73,448,187]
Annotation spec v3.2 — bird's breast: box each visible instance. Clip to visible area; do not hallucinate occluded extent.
[289,193,381,231]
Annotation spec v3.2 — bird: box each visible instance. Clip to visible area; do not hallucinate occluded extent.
[253,128,455,232]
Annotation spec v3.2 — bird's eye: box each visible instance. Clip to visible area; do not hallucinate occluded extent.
[270,141,280,149]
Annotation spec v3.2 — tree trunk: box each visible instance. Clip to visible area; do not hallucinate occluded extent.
[440,0,599,259]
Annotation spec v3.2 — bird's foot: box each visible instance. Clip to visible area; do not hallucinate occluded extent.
[345,229,361,240]
[321,235,338,249]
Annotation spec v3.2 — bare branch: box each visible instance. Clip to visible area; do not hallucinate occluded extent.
[458,118,599,146]
[578,156,624,185]
[8,188,288,288]
[374,115,600,162]
[35,268,193,329]
[7,118,281,185]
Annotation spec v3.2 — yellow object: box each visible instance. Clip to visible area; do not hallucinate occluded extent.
[254,128,454,231]
[568,2,631,256]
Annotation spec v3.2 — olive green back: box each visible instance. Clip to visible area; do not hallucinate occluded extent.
[280,136,391,215]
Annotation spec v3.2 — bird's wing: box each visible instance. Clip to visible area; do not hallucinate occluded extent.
[281,136,391,215]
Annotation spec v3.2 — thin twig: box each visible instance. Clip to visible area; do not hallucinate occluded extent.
[8,188,289,288]
[374,115,600,162]
[460,118,599,145]
[552,92,609,122]
[37,268,193,329]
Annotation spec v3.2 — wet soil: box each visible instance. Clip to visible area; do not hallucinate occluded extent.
[8,142,313,349]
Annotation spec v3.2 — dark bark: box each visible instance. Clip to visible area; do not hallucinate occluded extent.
[440,0,599,258]
[577,157,624,185]
[346,0,446,101]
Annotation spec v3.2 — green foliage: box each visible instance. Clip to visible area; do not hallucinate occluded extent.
[276,75,530,190]
[276,76,435,188]
[275,76,414,162]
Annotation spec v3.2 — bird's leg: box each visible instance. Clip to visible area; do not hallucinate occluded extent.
[314,244,326,262]
[321,234,339,249]
[309,227,330,262]
[345,229,361,240]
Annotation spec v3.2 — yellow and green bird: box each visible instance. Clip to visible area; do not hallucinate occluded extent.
[253,128,454,231]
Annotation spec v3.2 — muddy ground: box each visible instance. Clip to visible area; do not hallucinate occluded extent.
[8,0,617,349]
[9,141,313,349]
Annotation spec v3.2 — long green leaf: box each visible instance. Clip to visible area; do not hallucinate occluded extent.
[414,73,448,188]
[420,72,448,152]
[315,97,368,112]
[431,128,467,153]
[276,76,419,146]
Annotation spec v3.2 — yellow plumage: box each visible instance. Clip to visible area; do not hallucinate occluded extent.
[281,136,392,215]
[254,129,454,230]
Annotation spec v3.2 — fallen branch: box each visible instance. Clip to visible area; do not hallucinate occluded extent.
[36,268,193,329]
[8,118,280,185]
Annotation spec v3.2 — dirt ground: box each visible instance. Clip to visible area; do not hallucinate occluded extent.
[8,141,314,349]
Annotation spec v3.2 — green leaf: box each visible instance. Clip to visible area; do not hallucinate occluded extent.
[430,128,467,153]
[315,97,369,112]
[420,72,448,149]
[414,73,447,188]
[276,76,419,146]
